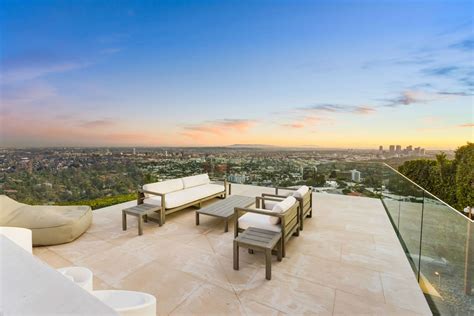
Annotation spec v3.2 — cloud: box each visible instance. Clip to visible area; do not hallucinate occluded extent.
[450,38,474,51]
[423,66,459,76]
[0,111,156,147]
[362,55,434,70]
[437,91,473,96]
[458,123,474,128]
[182,119,257,138]
[79,119,115,129]
[382,89,473,108]
[2,82,57,104]
[382,90,453,107]
[99,48,122,55]
[0,53,91,84]
[353,106,376,115]
[300,104,376,115]
[282,123,305,129]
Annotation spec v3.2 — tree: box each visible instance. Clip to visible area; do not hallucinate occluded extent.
[455,143,474,210]
[398,142,474,213]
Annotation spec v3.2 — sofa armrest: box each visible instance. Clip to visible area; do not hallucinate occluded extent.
[262,193,286,199]
[137,187,165,205]
[234,206,283,218]
[210,178,229,196]
[137,188,165,197]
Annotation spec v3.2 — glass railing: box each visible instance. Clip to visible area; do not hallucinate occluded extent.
[225,161,473,314]
[380,164,473,315]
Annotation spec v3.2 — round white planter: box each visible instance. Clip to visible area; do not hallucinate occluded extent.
[92,290,156,316]
[57,266,94,292]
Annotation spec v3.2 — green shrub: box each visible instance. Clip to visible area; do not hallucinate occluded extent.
[56,193,136,210]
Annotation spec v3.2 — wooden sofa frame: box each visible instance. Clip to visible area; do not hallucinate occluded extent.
[262,186,313,231]
[137,179,228,225]
[234,196,299,257]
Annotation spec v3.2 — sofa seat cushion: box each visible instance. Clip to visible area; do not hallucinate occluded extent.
[238,212,281,233]
[164,184,224,209]
[182,174,210,188]
[1,204,91,247]
[143,179,184,197]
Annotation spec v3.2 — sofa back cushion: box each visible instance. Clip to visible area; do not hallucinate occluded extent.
[292,185,309,199]
[269,196,296,224]
[182,174,210,189]
[143,179,184,197]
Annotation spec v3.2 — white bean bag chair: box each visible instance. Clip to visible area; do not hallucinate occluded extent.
[0,195,92,246]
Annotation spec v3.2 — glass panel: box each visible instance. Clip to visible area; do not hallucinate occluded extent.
[420,191,473,315]
[388,170,424,275]
[381,167,402,230]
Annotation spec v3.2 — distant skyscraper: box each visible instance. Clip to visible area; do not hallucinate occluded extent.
[379,145,383,152]
[406,145,413,151]
[396,145,401,152]
[133,148,136,155]
[389,145,395,153]
[351,169,361,182]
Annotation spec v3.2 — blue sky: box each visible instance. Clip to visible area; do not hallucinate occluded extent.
[1,0,473,148]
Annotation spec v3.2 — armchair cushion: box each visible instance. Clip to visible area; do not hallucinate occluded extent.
[263,200,278,210]
[182,174,210,189]
[238,212,281,233]
[292,186,309,199]
[269,196,296,224]
[143,179,184,197]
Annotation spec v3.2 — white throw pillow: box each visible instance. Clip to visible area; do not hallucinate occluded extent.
[182,174,210,188]
[143,179,184,196]
[292,185,309,199]
[269,196,296,225]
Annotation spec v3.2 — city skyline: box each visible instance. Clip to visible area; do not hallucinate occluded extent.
[1,1,473,149]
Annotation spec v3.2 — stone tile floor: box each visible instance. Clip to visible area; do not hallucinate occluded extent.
[34,184,432,315]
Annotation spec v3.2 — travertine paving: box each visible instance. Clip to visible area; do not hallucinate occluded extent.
[34,184,432,315]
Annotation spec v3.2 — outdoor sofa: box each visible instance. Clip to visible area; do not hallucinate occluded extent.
[0,195,92,246]
[262,185,312,230]
[234,195,299,257]
[137,174,228,224]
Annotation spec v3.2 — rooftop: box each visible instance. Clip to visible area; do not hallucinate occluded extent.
[33,184,431,315]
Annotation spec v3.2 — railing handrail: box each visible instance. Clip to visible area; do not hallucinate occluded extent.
[382,163,474,223]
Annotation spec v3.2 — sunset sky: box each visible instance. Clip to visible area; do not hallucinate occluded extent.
[1,0,473,149]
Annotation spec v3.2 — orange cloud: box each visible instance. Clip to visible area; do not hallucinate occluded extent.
[282,123,305,129]
[458,123,473,128]
[182,119,256,138]
[0,112,160,147]
[353,106,376,115]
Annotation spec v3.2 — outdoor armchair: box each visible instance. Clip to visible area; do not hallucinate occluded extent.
[262,185,312,231]
[234,195,299,257]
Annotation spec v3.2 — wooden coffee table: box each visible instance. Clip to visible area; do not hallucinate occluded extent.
[122,203,162,236]
[195,195,255,232]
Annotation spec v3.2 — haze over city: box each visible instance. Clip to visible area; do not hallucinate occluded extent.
[1,1,473,149]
